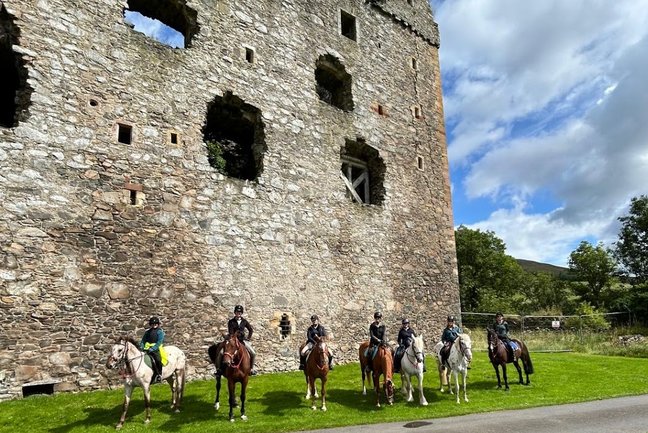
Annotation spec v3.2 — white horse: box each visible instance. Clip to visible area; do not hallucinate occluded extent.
[106,336,187,429]
[434,333,473,403]
[399,334,428,405]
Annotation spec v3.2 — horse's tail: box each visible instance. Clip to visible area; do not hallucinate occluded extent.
[522,344,534,375]
[207,343,219,365]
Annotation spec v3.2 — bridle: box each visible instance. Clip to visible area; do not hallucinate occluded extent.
[107,339,145,378]
[223,338,243,370]
[405,339,424,366]
[456,336,472,362]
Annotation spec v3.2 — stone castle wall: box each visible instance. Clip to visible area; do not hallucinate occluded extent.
[0,0,460,399]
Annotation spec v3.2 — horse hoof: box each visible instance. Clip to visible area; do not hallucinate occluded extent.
[229,418,235,423]
[144,419,151,425]
[241,415,248,421]
[321,406,327,412]
[421,401,428,406]
[311,406,316,410]
[214,402,220,411]
[115,424,123,430]
[174,409,180,413]
[362,390,367,396]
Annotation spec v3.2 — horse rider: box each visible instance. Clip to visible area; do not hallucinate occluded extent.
[439,315,462,367]
[365,311,387,371]
[394,318,425,373]
[140,316,164,383]
[493,312,518,359]
[299,314,334,371]
[215,305,258,376]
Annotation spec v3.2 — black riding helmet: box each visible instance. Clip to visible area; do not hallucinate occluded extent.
[234,305,244,313]
[447,315,455,322]
[402,318,410,325]
[374,311,382,319]
[149,316,160,325]
[495,312,504,318]
[311,314,319,321]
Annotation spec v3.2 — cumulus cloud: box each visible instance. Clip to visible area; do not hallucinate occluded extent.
[432,0,648,264]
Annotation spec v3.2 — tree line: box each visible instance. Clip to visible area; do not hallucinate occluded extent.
[455,195,648,326]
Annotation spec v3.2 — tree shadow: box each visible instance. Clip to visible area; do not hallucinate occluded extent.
[48,403,129,433]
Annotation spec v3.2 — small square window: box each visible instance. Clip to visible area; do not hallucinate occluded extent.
[411,57,417,70]
[378,104,385,115]
[417,156,424,170]
[170,132,178,144]
[245,47,255,63]
[414,106,422,119]
[117,124,132,144]
[340,10,357,41]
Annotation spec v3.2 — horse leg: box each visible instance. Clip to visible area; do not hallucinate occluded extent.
[403,372,413,402]
[305,372,311,399]
[228,380,236,422]
[492,363,502,389]
[453,371,460,404]
[438,362,446,392]
[168,371,176,410]
[115,384,133,430]
[143,384,152,424]
[214,374,221,410]
[176,369,185,412]
[309,377,317,410]
[447,368,453,395]
[373,372,381,407]
[417,373,428,406]
[321,376,327,411]
[361,364,367,396]
[240,379,248,421]
[513,359,524,384]
[462,370,469,402]
[502,364,510,391]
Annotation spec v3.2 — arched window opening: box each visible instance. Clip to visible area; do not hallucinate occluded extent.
[279,314,291,339]
[124,0,199,48]
[315,54,353,112]
[203,91,266,181]
[0,5,32,128]
[340,139,386,206]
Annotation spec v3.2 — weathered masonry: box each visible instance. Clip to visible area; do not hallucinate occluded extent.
[0,0,460,399]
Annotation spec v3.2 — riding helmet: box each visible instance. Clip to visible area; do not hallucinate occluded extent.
[447,315,455,322]
[495,312,504,318]
[402,318,410,325]
[234,305,244,313]
[149,316,160,325]
[311,314,319,321]
[374,311,382,319]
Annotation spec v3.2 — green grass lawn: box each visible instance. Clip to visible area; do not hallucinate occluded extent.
[2,352,648,433]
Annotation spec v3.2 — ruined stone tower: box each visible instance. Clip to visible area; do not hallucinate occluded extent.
[0,0,459,399]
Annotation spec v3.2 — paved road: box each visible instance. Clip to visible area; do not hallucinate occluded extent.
[296,395,648,433]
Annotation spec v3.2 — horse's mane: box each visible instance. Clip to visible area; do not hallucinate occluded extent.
[116,335,140,349]
[412,334,424,349]
[459,333,471,345]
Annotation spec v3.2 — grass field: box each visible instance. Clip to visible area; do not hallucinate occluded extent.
[2,351,648,433]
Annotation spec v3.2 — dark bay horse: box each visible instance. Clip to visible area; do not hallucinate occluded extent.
[359,341,395,407]
[208,331,251,421]
[304,337,329,411]
[487,328,534,390]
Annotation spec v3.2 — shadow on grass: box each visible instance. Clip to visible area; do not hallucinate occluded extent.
[48,404,123,433]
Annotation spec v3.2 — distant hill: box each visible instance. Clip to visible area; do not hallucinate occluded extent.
[516,259,575,279]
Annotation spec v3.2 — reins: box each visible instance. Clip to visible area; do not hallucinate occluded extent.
[223,338,244,370]
[114,339,146,379]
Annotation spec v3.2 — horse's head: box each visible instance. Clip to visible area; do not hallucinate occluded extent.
[222,334,242,367]
[457,334,473,363]
[412,334,425,363]
[487,328,498,351]
[106,337,129,369]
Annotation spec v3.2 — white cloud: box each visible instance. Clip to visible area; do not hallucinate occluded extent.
[434,0,648,264]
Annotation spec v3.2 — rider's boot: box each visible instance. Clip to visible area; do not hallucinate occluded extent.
[328,355,334,370]
[250,352,258,376]
[299,354,305,370]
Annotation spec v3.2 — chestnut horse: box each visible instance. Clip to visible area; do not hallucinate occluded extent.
[208,331,251,421]
[304,337,329,411]
[487,328,534,390]
[359,341,395,407]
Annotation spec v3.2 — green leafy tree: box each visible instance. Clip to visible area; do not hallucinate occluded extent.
[614,195,648,283]
[454,225,524,312]
[568,241,616,307]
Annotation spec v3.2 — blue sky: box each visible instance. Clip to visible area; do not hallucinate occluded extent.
[431,0,648,266]
[126,3,648,266]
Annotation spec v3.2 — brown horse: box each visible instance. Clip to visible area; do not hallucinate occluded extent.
[208,331,251,421]
[303,337,330,411]
[359,341,395,407]
[487,328,534,390]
